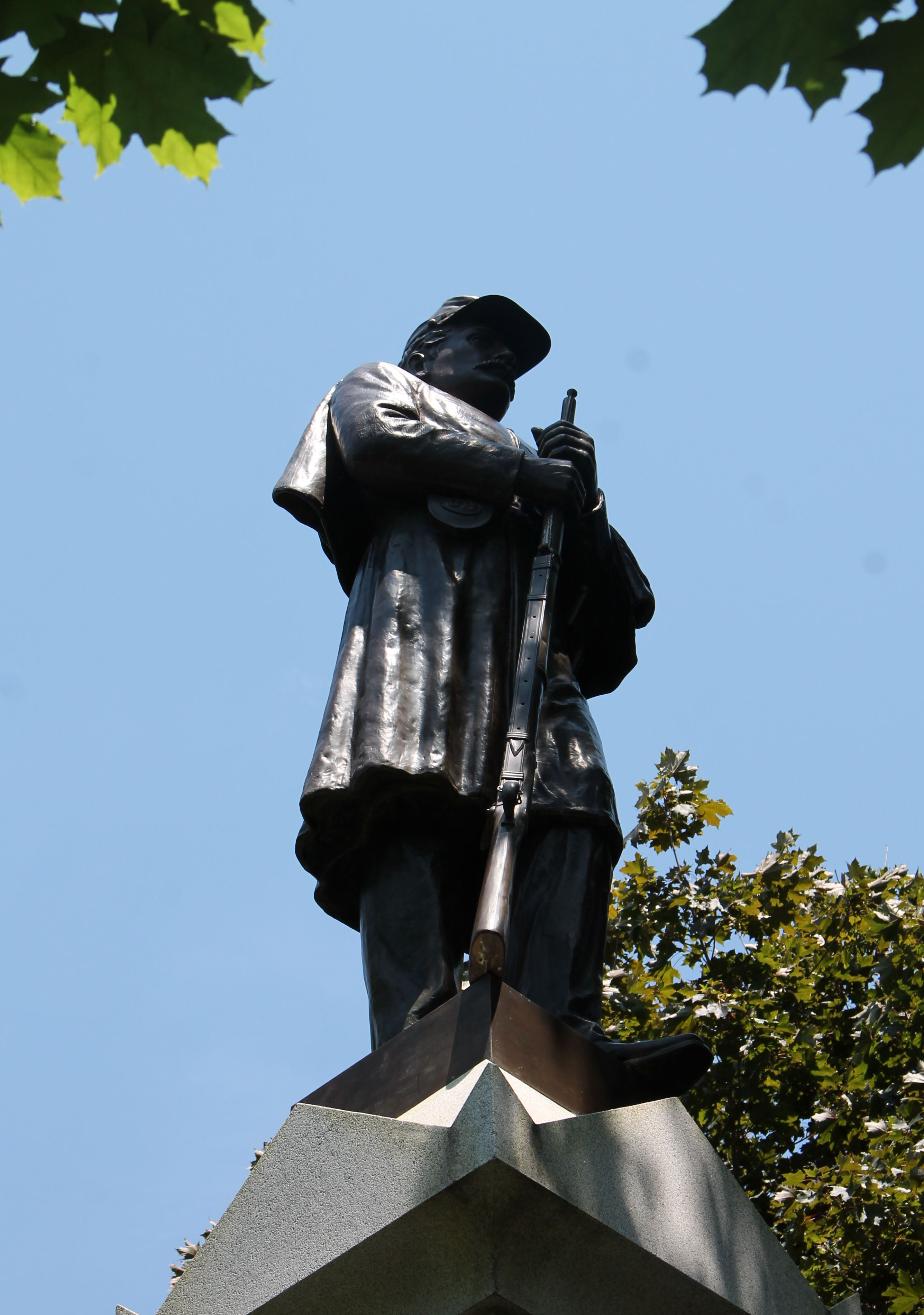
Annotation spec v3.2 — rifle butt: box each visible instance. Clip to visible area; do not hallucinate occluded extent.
[468,813,520,980]
[468,929,505,979]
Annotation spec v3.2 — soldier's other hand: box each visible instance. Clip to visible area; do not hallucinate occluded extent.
[531,422,597,510]
[516,449,586,515]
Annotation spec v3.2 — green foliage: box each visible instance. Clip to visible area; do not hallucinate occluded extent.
[0,115,64,200]
[0,0,267,209]
[605,749,924,1313]
[694,1,924,173]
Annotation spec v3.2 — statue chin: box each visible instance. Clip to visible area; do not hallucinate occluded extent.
[426,371,511,421]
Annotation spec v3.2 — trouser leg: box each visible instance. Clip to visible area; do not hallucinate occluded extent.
[504,821,616,1042]
[358,823,474,1050]
[505,820,715,1099]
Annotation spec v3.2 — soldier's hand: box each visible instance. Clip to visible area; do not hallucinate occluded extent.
[531,422,597,511]
[515,448,586,515]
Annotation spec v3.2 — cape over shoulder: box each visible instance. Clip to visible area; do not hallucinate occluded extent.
[271,362,522,593]
[269,366,394,595]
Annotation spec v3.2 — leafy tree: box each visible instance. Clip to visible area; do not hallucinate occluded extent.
[0,0,267,209]
[605,750,924,1314]
[694,1,924,173]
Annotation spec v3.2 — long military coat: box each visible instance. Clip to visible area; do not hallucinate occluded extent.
[274,362,654,928]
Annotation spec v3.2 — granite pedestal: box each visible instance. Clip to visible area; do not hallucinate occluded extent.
[126,981,853,1315]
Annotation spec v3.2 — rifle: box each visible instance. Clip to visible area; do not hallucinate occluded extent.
[468,388,578,980]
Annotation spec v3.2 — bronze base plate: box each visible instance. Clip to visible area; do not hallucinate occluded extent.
[300,975,638,1118]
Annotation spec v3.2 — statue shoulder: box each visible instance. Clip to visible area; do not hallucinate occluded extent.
[334,360,416,399]
[329,362,420,439]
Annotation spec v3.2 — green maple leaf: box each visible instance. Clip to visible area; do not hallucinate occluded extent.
[693,0,924,173]
[106,37,227,158]
[112,0,267,181]
[844,8,924,171]
[148,127,217,181]
[884,1270,924,1315]
[700,796,733,828]
[0,116,64,201]
[27,21,112,101]
[63,79,122,172]
[0,0,271,210]
[694,0,895,114]
[20,0,268,191]
[214,1,268,56]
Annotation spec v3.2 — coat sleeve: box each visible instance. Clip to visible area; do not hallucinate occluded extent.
[558,492,655,698]
[329,362,524,504]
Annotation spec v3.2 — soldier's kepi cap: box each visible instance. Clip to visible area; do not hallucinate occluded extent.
[402,294,551,378]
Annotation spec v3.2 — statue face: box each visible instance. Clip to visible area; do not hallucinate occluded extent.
[422,322,517,420]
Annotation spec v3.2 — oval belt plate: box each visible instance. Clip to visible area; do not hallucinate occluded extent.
[427,495,494,529]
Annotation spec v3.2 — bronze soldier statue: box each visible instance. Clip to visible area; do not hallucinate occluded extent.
[274,295,710,1100]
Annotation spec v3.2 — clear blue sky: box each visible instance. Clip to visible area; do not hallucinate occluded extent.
[2,4,921,1312]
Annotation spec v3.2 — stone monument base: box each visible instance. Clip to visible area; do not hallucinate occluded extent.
[131,980,850,1315]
